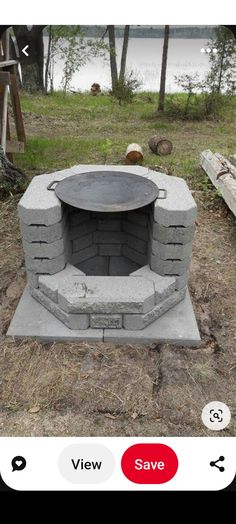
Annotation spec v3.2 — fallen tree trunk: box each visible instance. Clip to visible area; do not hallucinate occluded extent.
[200,149,236,218]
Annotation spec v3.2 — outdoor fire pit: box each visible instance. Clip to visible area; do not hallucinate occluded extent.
[8,165,200,345]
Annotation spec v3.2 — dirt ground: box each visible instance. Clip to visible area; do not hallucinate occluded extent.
[0,188,236,437]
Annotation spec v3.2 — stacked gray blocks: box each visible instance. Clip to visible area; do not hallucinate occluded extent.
[17,164,197,332]
[31,264,186,330]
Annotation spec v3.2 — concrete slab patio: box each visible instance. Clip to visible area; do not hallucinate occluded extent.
[7,286,201,346]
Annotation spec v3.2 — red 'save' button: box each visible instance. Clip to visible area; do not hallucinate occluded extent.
[121,443,178,484]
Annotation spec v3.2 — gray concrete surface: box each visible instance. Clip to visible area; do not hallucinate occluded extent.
[150,254,191,276]
[57,276,155,314]
[7,286,200,345]
[152,222,196,245]
[129,265,176,302]
[31,287,90,329]
[123,288,186,330]
[20,214,68,243]
[151,239,193,260]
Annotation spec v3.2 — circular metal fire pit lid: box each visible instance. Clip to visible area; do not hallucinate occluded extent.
[51,171,160,212]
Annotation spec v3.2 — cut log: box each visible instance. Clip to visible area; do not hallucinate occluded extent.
[200,150,236,218]
[148,135,173,156]
[125,143,143,164]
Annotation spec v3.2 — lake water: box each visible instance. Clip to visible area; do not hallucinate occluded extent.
[45,38,211,92]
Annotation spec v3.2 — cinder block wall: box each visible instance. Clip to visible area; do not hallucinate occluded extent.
[18,165,197,287]
[69,205,151,271]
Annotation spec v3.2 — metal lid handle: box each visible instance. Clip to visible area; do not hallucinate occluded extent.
[157,188,167,199]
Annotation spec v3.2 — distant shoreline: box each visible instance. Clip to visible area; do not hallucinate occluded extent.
[43,25,218,39]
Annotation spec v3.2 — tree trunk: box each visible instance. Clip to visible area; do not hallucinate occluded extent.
[13,25,45,92]
[217,36,226,93]
[157,25,169,112]
[107,25,118,91]
[44,25,52,93]
[119,25,129,84]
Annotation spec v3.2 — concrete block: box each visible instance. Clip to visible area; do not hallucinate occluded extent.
[152,222,196,245]
[39,264,85,303]
[123,220,147,241]
[127,234,147,254]
[90,314,122,329]
[25,253,67,274]
[23,237,66,259]
[123,245,147,266]
[151,239,193,260]
[150,254,191,276]
[124,288,186,330]
[109,256,140,276]
[20,214,68,243]
[26,271,39,288]
[7,285,200,345]
[77,255,109,276]
[70,210,90,227]
[71,245,98,265]
[130,265,176,303]
[70,219,97,240]
[98,219,121,231]
[58,276,155,314]
[126,210,149,227]
[17,169,75,226]
[99,244,122,256]
[175,273,188,290]
[72,233,93,253]
[152,175,197,227]
[93,231,127,244]
[31,287,89,330]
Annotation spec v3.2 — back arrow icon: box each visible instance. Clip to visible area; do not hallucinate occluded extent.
[22,45,29,57]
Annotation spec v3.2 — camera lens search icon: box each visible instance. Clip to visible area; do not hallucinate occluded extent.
[201,401,231,431]
[11,456,27,472]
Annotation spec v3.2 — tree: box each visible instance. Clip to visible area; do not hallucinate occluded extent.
[174,73,202,116]
[107,25,118,91]
[119,25,130,84]
[45,26,107,94]
[207,26,236,93]
[13,25,46,92]
[157,25,169,112]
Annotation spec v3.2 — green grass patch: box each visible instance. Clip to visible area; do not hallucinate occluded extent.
[16,91,236,191]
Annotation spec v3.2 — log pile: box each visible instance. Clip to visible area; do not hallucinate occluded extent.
[200,150,236,218]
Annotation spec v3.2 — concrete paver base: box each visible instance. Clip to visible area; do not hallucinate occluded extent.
[7,286,201,346]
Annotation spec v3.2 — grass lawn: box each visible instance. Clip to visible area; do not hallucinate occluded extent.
[14,91,236,191]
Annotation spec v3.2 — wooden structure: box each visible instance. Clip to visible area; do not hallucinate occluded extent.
[0,29,25,159]
[200,150,236,218]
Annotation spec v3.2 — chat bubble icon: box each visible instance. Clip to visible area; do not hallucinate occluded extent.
[11,456,27,472]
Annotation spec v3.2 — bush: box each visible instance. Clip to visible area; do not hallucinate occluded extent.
[111,71,142,104]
